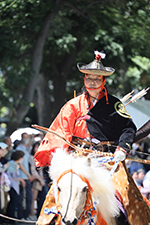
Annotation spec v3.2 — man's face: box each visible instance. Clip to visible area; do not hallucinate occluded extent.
[84,75,103,89]
[22,133,30,146]
[22,133,29,139]
[5,137,12,149]
[84,74,103,97]
[138,172,145,179]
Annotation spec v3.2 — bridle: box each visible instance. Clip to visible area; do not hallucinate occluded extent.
[57,169,93,191]
[56,169,97,225]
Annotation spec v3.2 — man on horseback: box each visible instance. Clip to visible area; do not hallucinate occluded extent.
[35,51,150,225]
[35,51,136,166]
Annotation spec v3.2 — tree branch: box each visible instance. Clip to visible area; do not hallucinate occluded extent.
[65,1,89,19]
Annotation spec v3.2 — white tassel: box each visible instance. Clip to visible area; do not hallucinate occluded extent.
[120,90,134,103]
[94,50,106,59]
[124,87,149,106]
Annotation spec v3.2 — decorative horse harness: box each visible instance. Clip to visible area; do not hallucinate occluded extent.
[44,169,98,225]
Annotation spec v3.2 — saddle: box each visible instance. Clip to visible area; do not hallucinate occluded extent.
[71,136,115,152]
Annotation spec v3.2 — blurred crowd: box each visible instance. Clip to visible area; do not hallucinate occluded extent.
[0,131,150,224]
[0,131,52,224]
[127,140,150,201]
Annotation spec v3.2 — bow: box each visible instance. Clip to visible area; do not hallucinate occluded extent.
[32,124,150,165]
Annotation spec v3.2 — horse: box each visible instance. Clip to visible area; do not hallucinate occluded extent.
[36,120,150,225]
[37,148,121,225]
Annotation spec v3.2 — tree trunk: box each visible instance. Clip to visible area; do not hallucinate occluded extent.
[53,48,79,116]
[6,1,61,135]
[36,73,52,127]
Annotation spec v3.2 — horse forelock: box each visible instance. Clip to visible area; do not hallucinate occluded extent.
[50,149,119,223]
[50,150,93,183]
[50,149,109,191]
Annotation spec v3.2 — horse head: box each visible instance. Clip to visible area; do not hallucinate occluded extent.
[57,169,91,225]
[50,149,119,225]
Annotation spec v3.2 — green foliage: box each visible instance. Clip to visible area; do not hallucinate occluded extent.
[131,56,150,71]
[1,0,150,130]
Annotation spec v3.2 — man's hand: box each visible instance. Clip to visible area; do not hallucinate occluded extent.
[28,175,36,182]
[20,178,26,187]
[113,147,126,162]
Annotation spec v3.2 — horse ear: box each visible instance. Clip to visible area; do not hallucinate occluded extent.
[85,157,91,167]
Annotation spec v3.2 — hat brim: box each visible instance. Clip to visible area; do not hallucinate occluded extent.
[0,142,8,149]
[77,63,115,76]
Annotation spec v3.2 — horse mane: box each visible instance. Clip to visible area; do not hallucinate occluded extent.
[50,148,119,224]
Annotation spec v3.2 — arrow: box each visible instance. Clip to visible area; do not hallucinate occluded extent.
[124,87,149,106]
[120,90,134,103]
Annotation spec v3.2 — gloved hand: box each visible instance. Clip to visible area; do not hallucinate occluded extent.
[113,147,126,162]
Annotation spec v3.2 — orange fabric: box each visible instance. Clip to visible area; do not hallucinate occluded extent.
[96,211,107,225]
[34,93,105,167]
[36,185,56,225]
[78,174,93,193]
[77,189,97,225]
[56,169,75,184]
[55,215,62,225]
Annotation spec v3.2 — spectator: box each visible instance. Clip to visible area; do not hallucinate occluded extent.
[131,171,138,183]
[0,142,9,173]
[136,168,146,186]
[34,132,45,143]
[29,141,45,221]
[16,132,34,220]
[130,164,149,202]
[13,139,21,150]
[131,142,146,159]
[4,136,14,161]
[6,150,26,223]
[142,170,150,199]
[36,166,51,218]
[129,161,145,175]
[129,142,146,175]
[0,142,9,222]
